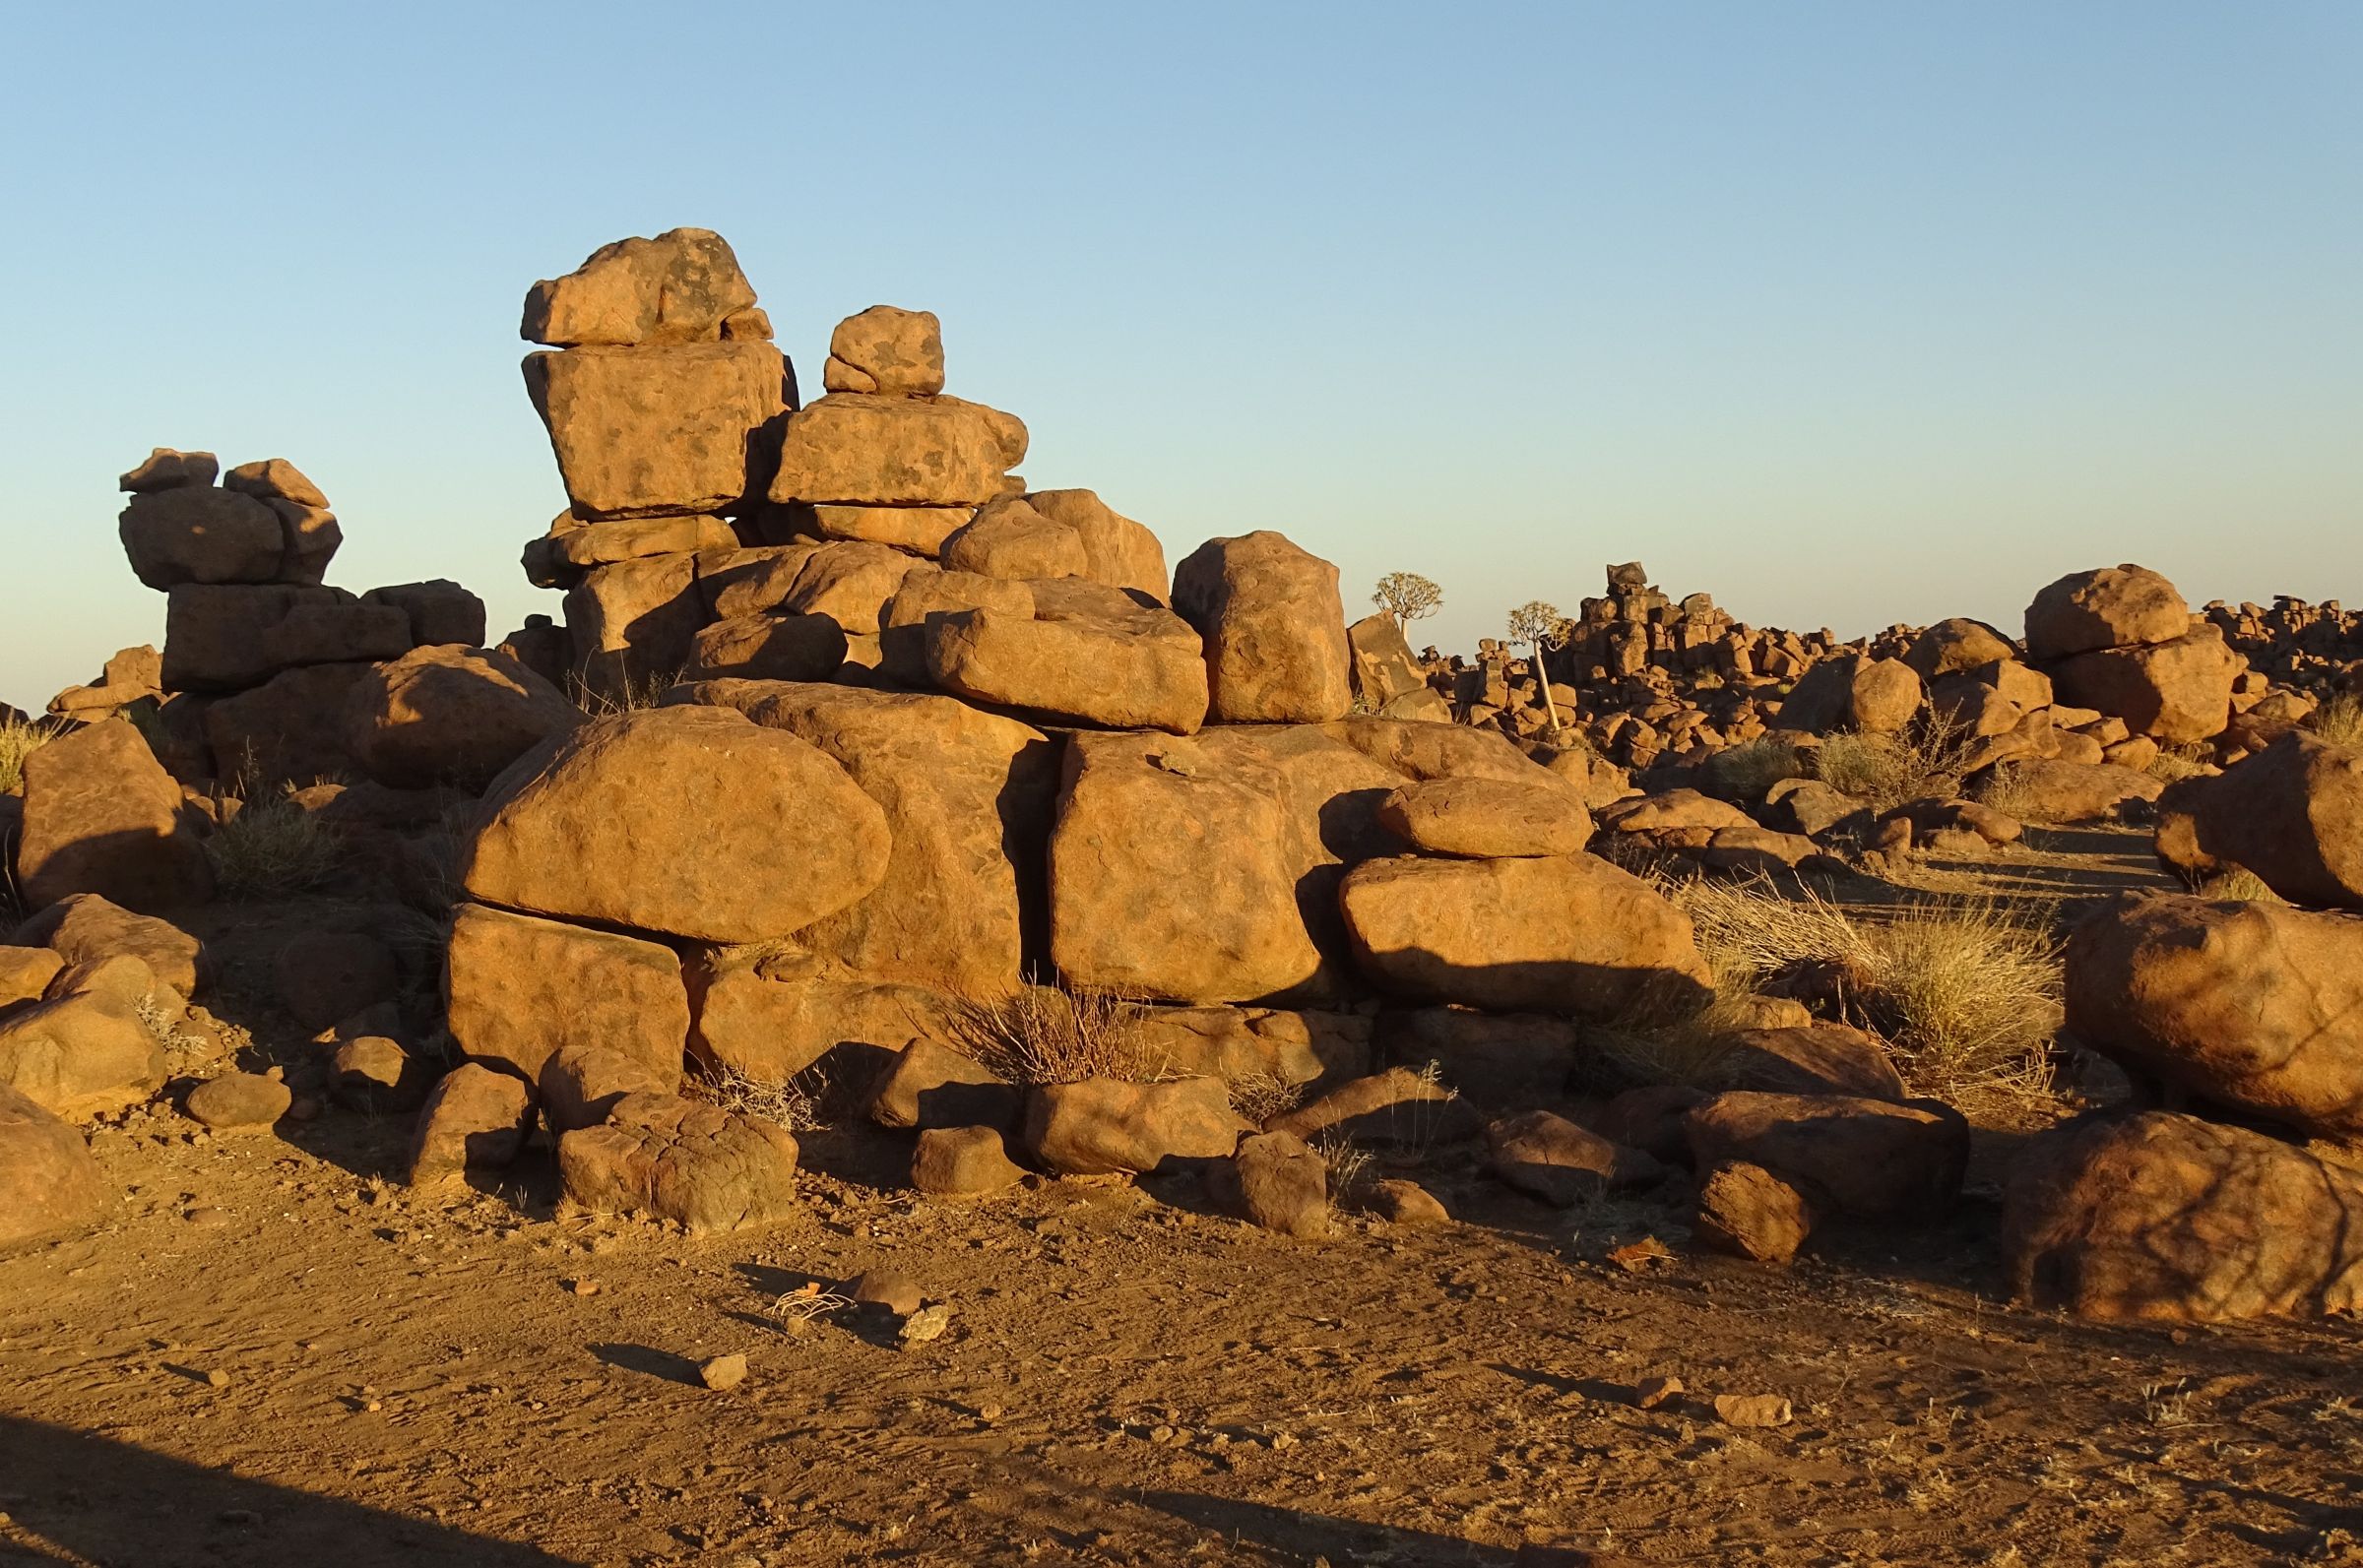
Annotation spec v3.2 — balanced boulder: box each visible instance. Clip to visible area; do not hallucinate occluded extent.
[2024,564,2190,661]
[1172,533,1353,723]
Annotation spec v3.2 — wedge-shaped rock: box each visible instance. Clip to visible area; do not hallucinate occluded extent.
[0,1085,109,1248]
[1172,532,1353,723]
[525,341,790,519]
[2065,893,2363,1137]
[926,594,1208,735]
[558,1092,799,1234]
[13,895,202,998]
[407,1064,535,1186]
[362,580,486,649]
[1684,1092,1967,1223]
[1050,731,1323,1003]
[2052,628,2240,744]
[118,487,284,590]
[2152,731,2363,910]
[1024,489,1168,602]
[464,707,889,943]
[941,497,1088,581]
[563,553,705,700]
[1346,613,1427,706]
[522,227,758,347]
[1338,853,1711,1018]
[687,950,954,1085]
[678,682,1054,995]
[1487,1109,1662,1206]
[1976,759,2160,823]
[769,392,1026,507]
[2004,1111,2363,1322]
[203,662,373,785]
[0,986,164,1118]
[443,903,688,1085]
[17,720,213,913]
[348,645,576,792]
[685,613,848,682]
[162,584,413,692]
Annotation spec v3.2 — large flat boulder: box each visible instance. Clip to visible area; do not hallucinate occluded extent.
[16,720,213,913]
[462,707,889,944]
[1048,731,1323,1004]
[13,896,202,998]
[443,903,688,1086]
[525,341,791,519]
[1683,1092,1968,1223]
[1172,532,1353,723]
[769,392,1026,508]
[2064,893,2363,1137]
[1337,852,1712,1019]
[162,584,413,693]
[2003,1110,2363,1322]
[2151,731,2363,909]
[677,681,1054,994]
[1022,1076,1248,1176]
[1376,777,1593,858]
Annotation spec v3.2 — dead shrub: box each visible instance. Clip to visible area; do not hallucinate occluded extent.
[1814,719,1982,811]
[205,788,346,899]
[1668,875,2063,1112]
[1226,1070,1305,1126]
[2196,867,2284,905]
[943,984,1162,1086]
[1311,1131,1373,1204]
[568,664,682,718]
[696,1062,831,1132]
[1970,761,2045,820]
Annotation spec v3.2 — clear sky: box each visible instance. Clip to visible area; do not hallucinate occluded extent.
[3,2,2356,710]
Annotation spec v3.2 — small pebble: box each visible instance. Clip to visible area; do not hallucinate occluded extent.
[206,1369,230,1390]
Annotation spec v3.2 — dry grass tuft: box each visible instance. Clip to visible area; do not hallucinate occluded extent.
[205,788,346,899]
[2145,743,2215,784]
[2196,867,2284,905]
[2309,692,2363,748]
[1970,761,2045,820]
[1668,875,2064,1111]
[1706,737,1808,800]
[697,1062,831,1132]
[943,984,1163,1086]
[1312,1131,1373,1204]
[1227,1070,1306,1125]
[0,717,56,794]
[569,665,682,718]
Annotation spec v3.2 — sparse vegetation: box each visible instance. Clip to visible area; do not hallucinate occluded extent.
[204,787,346,899]
[1705,737,1808,800]
[943,983,1163,1085]
[2196,867,2284,904]
[1226,1070,1305,1126]
[1371,571,1442,630]
[1667,876,2064,1110]
[0,716,55,793]
[1970,760,2044,820]
[569,664,682,717]
[1813,719,1983,811]
[1505,600,1570,741]
[2144,742,2215,784]
[1311,1130,1373,1204]
[2309,691,2363,747]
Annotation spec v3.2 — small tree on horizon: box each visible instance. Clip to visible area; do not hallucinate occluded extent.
[1506,599,1570,742]
[1372,571,1443,631]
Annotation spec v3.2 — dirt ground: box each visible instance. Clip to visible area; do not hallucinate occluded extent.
[5,826,2361,1568]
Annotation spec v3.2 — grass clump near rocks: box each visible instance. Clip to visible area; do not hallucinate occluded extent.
[1668,875,2064,1113]
[944,983,1163,1086]
[0,716,55,793]
[2144,743,2215,784]
[2309,691,2363,747]
[698,1063,830,1132]
[205,787,346,899]
[1812,721,1982,812]
[1705,737,1809,800]
[2194,867,2284,905]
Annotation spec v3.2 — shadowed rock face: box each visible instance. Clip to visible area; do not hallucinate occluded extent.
[2152,730,2363,911]
[2066,892,2363,1138]
[2004,1110,2363,1323]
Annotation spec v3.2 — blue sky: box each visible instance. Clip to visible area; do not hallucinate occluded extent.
[3,2,2356,709]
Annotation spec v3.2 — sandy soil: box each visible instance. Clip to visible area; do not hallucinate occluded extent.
[5,828,2361,1568]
